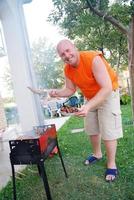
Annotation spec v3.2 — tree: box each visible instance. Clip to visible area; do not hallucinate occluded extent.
[49,0,134,120]
[2,38,65,97]
[31,38,64,89]
[48,0,128,69]
[85,0,134,119]
[2,58,14,97]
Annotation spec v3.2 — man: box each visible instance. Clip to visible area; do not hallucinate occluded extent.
[29,39,123,182]
[49,39,123,182]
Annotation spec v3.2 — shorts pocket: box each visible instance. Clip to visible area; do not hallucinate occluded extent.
[112,110,122,129]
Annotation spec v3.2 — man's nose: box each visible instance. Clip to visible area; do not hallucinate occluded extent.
[64,52,70,58]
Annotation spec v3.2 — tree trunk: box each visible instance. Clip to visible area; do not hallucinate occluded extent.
[127,78,130,95]
[128,15,134,122]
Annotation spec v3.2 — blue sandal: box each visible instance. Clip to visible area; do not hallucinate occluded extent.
[105,168,118,182]
[84,155,102,165]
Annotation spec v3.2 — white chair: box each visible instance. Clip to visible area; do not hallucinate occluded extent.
[48,100,61,118]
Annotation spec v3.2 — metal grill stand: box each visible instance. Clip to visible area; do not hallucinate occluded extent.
[9,124,68,200]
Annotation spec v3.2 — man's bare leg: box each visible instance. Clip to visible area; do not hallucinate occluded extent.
[104,139,117,181]
[84,134,102,165]
[90,134,102,158]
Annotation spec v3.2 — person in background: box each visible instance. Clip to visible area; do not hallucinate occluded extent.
[28,39,123,182]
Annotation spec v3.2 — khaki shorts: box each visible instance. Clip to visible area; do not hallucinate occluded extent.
[84,90,123,140]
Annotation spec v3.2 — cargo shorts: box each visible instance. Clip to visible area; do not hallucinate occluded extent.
[84,90,123,140]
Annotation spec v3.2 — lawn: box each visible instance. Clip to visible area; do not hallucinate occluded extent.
[0,104,134,200]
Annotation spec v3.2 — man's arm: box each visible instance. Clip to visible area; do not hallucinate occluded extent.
[28,77,76,98]
[88,55,112,108]
[27,86,47,95]
[49,76,76,97]
[76,56,112,116]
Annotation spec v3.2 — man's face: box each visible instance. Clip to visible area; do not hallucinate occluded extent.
[57,41,79,67]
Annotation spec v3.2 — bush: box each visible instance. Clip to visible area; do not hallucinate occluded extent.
[120,94,131,105]
[4,106,19,125]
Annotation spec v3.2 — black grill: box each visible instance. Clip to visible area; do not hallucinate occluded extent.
[9,124,68,200]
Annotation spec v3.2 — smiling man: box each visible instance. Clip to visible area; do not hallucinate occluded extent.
[28,39,123,182]
[49,39,123,182]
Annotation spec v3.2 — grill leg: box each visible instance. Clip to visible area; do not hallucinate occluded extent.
[37,164,41,176]
[38,162,52,200]
[57,142,68,178]
[11,164,17,200]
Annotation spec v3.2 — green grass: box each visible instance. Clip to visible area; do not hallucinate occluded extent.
[0,104,134,200]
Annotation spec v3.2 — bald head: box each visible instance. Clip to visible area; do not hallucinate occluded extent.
[56,39,79,67]
[57,39,75,52]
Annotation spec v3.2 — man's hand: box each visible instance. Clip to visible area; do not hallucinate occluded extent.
[49,89,59,97]
[74,104,90,117]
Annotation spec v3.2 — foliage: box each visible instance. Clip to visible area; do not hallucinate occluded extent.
[2,38,65,95]
[4,105,19,125]
[116,0,134,14]
[32,37,64,89]
[48,0,131,69]
[3,96,15,104]
[0,104,134,199]
[2,59,14,94]
[120,93,131,105]
[3,66,13,91]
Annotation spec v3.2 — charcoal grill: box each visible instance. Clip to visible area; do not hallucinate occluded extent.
[9,124,68,200]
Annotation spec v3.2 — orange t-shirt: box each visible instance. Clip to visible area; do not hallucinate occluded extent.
[64,51,118,99]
